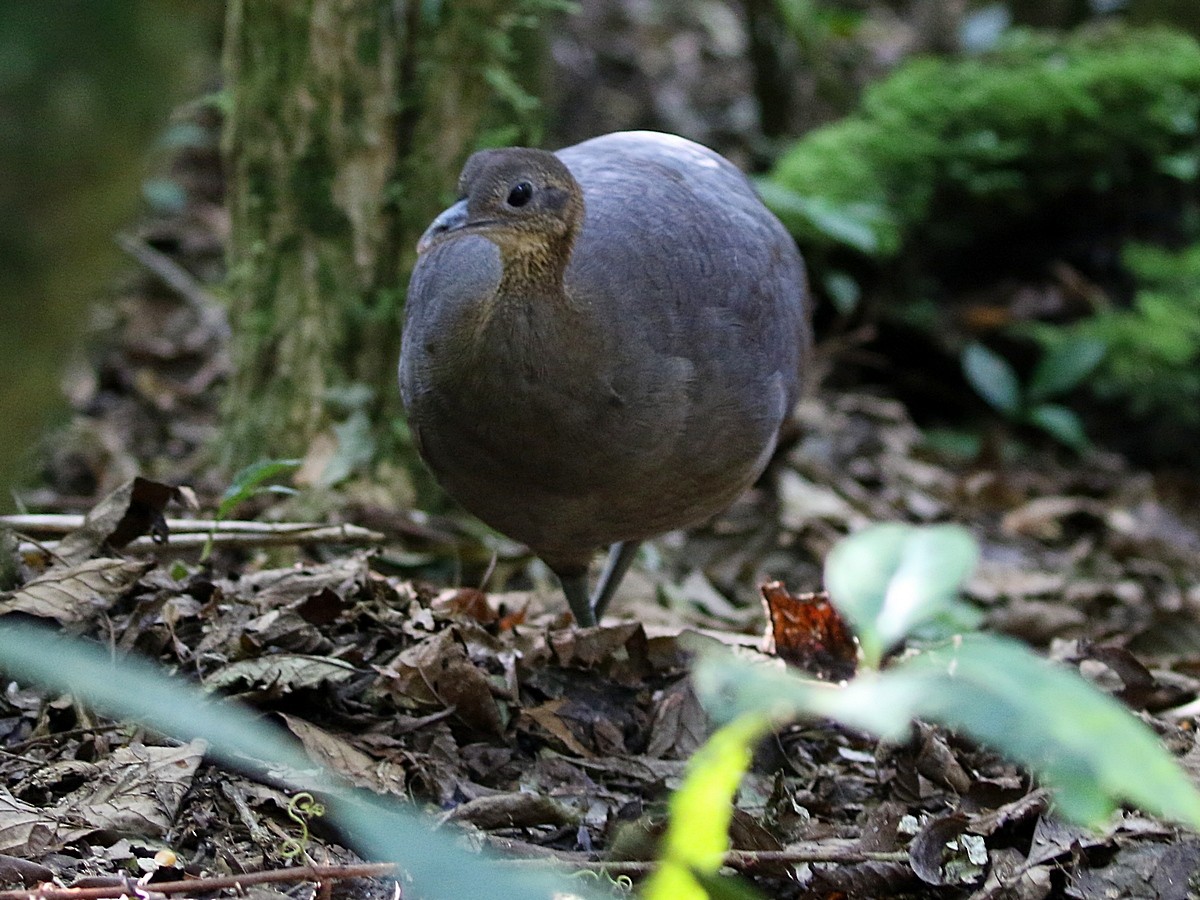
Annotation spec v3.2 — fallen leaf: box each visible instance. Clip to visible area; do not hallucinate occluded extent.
[204,654,359,693]
[381,629,506,735]
[278,713,406,796]
[760,582,858,681]
[57,477,191,563]
[0,558,153,624]
[56,740,206,837]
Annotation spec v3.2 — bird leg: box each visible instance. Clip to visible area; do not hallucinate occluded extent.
[559,570,597,627]
[557,541,641,626]
[591,540,641,620]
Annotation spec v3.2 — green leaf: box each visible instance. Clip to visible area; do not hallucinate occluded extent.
[962,342,1022,416]
[755,180,892,256]
[903,635,1200,830]
[691,871,767,900]
[0,621,595,900]
[823,271,861,315]
[693,654,922,741]
[207,458,303,561]
[643,713,773,900]
[823,523,979,666]
[920,427,983,460]
[694,636,1200,833]
[1027,403,1090,450]
[1027,338,1106,402]
[822,523,909,663]
[320,409,375,487]
[218,458,302,517]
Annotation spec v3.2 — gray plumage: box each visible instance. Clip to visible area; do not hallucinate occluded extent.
[400,131,811,625]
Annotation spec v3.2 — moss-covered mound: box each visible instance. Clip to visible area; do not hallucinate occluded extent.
[764,25,1200,261]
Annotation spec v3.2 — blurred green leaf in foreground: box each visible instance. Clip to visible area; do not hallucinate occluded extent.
[0,620,598,900]
[661,523,1200,896]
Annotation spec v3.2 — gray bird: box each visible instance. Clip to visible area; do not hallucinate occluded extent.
[400,131,810,626]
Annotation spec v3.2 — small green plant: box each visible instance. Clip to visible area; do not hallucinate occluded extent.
[201,458,301,561]
[649,524,1200,897]
[280,791,326,859]
[644,713,774,900]
[961,338,1105,450]
[1029,242,1200,435]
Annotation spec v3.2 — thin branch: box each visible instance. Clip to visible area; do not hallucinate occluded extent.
[2,514,381,537]
[0,863,397,900]
[8,517,385,556]
[484,837,910,872]
[115,232,230,341]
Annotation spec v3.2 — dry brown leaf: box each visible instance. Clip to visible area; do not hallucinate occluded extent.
[0,789,61,857]
[278,713,406,796]
[1000,495,1106,541]
[381,629,506,735]
[0,558,153,624]
[56,476,191,564]
[56,740,206,837]
[760,582,858,681]
[971,846,1053,900]
[204,654,359,693]
[645,679,708,760]
[521,700,594,758]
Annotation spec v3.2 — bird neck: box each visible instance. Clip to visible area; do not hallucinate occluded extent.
[495,236,573,301]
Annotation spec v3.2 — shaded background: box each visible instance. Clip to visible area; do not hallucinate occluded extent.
[7,0,1200,511]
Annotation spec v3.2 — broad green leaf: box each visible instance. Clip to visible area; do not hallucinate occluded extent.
[822,522,910,662]
[823,271,862,316]
[876,526,979,648]
[903,635,1200,830]
[1027,403,1090,451]
[643,713,773,900]
[920,427,983,460]
[0,621,595,900]
[754,180,892,256]
[694,639,1200,833]
[1027,338,1106,402]
[962,342,1022,416]
[693,653,923,741]
[824,523,978,666]
[321,409,375,487]
[691,871,768,900]
[218,458,301,516]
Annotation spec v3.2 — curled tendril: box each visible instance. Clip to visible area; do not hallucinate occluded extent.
[279,791,327,859]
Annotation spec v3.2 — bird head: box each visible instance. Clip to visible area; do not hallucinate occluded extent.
[417,148,584,262]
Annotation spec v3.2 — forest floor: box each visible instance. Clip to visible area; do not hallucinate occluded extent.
[6,101,1200,900]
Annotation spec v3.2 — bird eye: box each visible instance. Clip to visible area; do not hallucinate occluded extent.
[506,182,533,207]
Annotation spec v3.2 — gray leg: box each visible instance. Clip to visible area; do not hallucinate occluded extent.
[559,570,597,627]
[591,541,641,620]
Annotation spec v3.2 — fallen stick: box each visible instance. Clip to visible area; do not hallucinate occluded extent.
[8,518,384,556]
[0,862,396,900]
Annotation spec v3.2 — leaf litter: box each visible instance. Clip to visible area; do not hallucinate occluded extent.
[7,88,1200,900]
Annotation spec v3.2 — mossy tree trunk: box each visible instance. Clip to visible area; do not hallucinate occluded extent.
[221,0,554,476]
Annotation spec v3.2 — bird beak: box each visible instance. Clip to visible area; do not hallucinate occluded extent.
[417,199,469,254]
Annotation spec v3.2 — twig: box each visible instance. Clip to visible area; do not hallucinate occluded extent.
[115,232,230,341]
[2,515,381,537]
[0,862,396,900]
[484,838,909,872]
[9,517,385,556]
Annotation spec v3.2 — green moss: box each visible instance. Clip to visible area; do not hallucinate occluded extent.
[767,25,1200,257]
[290,136,352,237]
[1034,243,1200,428]
[355,22,381,67]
